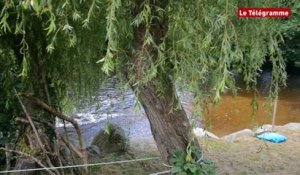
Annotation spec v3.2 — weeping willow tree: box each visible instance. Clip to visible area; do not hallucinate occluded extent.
[0,0,291,172]
[0,1,105,174]
[101,0,287,163]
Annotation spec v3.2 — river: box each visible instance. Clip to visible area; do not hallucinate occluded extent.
[57,68,300,146]
[205,68,300,136]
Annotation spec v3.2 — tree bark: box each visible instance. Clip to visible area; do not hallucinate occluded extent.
[130,0,199,164]
[138,81,195,163]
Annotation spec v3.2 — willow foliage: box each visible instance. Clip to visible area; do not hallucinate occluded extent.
[0,0,107,140]
[97,0,288,101]
[0,0,292,115]
[281,1,300,67]
[0,41,18,139]
[0,0,106,105]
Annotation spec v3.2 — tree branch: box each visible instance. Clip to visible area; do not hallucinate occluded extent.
[22,94,89,174]
[14,89,59,175]
[16,117,84,158]
[0,148,55,175]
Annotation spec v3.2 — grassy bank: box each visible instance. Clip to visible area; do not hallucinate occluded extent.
[200,128,300,175]
[88,127,300,175]
[88,150,166,175]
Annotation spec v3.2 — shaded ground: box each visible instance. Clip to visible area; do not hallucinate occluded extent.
[88,151,166,175]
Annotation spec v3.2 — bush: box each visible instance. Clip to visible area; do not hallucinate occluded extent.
[170,146,215,175]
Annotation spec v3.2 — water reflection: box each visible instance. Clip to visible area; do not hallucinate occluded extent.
[205,69,300,136]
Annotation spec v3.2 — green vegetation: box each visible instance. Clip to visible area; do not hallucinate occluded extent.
[171,146,215,175]
[88,153,165,175]
[0,0,299,174]
[281,2,300,67]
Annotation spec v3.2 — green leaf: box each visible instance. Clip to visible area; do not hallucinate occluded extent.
[31,0,41,14]
[104,122,111,135]
[72,11,81,21]
[171,166,183,174]
[0,13,12,33]
[46,43,55,53]
[45,14,56,36]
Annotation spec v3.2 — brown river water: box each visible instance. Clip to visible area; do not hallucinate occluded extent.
[204,69,300,137]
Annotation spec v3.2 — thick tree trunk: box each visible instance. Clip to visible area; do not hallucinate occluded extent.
[130,0,200,163]
[130,0,200,164]
[138,81,196,163]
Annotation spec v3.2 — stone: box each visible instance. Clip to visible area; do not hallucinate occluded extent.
[87,145,101,155]
[193,128,219,139]
[91,124,128,155]
[222,129,254,142]
[255,124,274,134]
[283,123,300,131]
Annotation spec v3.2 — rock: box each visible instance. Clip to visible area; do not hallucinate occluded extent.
[12,157,36,175]
[222,129,254,142]
[194,128,219,139]
[87,145,101,155]
[283,123,300,131]
[255,124,274,134]
[91,124,128,155]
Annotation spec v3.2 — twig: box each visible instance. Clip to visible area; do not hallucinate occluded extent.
[5,143,11,175]
[53,139,65,175]
[271,95,278,132]
[196,154,204,163]
[162,163,173,168]
[22,94,89,174]
[15,117,84,161]
[23,95,85,149]
[62,120,80,174]
[149,170,171,175]
[14,89,59,175]
[0,147,55,175]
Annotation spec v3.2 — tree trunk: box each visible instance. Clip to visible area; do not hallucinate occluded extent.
[12,18,60,174]
[138,81,196,163]
[130,0,200,163]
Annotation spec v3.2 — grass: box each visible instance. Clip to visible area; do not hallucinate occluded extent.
[86,127,300,175]
[200,129,300,175]
[88,151,167,175]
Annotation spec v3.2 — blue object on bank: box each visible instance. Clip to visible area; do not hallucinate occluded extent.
[256,132,287,143]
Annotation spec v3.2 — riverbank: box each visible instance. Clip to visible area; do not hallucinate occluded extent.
[85,123,300,175]
[57,101,300,174]
[201,123,300,175]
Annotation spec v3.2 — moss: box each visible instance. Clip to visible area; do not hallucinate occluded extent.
[16,137,34,155]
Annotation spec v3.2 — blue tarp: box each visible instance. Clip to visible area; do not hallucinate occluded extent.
[256,132,287,143]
